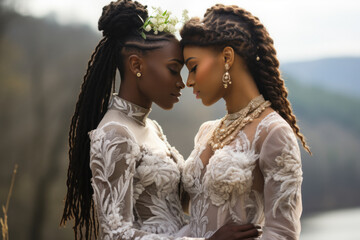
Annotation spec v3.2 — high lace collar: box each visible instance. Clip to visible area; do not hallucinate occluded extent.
[108,95,151,126]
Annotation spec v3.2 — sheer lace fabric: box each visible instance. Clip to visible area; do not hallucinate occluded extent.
[182,111,303,239]
[89,96,202,240]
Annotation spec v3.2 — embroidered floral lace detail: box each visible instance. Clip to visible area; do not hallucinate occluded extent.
[109,96,151,126]
[182,144,206,196]
[183,112,303,239]
[89,121,199,240]
[203,137,258,206]
[189,198,210,237]
[264,141,302,221]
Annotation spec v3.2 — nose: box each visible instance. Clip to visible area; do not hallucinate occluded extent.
[176,80,185,89]
[186,75,195,88]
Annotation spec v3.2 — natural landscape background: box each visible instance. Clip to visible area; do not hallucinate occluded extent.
[0,2,359,240]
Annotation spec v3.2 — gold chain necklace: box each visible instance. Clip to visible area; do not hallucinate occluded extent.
[209,96,271,151]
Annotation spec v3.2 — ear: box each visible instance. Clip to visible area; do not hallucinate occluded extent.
[128,54,144,76]
[222,46,235,67]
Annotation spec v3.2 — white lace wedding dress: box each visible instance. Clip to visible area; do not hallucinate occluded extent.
[88,96,202,240]
[182,109,303,240]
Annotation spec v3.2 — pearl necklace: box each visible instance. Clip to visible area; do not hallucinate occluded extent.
[209,95,271,151]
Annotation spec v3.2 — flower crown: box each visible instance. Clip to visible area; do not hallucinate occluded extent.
[138,7,189,39]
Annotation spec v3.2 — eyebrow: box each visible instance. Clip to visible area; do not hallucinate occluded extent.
[185,57,196,65]
[169,58,184,65]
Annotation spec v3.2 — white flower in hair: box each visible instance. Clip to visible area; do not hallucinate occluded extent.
[182,9,190,23]
[144,24,151,32]
[151,18,158,25]
[139,7,189,39]
[158,24,165,32]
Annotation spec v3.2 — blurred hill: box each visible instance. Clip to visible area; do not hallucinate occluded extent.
[0,9,359,240]
[281,57,360,98]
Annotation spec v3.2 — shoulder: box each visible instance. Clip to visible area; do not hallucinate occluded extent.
[89,121,137,144]
[256,111,289,135]
[257,112,300,162]
[148,119,164,135]
[199,119,219,131]
[195,119,220,143]
[88,121,141,166]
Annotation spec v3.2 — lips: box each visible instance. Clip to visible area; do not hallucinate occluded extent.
[193,90,200,99]
[170,91,181,102]
[171,92,181,97]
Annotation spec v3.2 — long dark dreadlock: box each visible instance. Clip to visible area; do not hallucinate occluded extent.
[60,1,176,239]
[180,4,311,154]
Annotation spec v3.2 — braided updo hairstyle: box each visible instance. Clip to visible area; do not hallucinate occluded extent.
[180,4,310,153]
[61,1,176,239]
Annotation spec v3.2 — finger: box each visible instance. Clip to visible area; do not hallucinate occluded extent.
[232,223,257,232]
[221,222,249,232]
[254,224,262,229]
[234,228,260,239]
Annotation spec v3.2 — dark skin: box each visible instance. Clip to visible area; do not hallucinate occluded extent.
[119,38,185,110]
[118,38,261,239]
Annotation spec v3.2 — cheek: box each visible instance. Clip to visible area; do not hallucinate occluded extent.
[143,65,173,99]
[144,64,168,88]
[196,58,218,83]
[146,63,163,80]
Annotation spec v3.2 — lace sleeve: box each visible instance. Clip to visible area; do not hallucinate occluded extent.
[258,124,303,240]
[89,122,202,240]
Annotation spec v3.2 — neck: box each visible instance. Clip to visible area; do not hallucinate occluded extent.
[223,67,260,114]
[118,76,152,109]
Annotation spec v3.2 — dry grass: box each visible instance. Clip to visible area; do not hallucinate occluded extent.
[0,164,18,240]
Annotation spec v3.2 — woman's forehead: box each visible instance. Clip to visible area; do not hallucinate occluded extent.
[150,40,183,62]
[183,46,216,59]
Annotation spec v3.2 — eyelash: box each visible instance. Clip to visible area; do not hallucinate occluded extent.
[169,68,179,75]
[190,65,197,73]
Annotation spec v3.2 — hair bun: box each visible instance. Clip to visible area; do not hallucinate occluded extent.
[98,0,148,39]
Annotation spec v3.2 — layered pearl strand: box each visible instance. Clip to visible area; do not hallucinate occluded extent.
[209,95,271,151]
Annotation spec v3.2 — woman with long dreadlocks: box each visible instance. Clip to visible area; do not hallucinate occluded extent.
[60,1,261,240]
[180,4,311,240]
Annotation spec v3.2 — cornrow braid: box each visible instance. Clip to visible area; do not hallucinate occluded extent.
[180,4,311,154]
[61,1,177,239]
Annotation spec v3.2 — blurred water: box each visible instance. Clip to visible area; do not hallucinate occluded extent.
[300,208,360,240]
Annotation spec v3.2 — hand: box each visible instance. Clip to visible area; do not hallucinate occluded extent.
[206,223,262,240]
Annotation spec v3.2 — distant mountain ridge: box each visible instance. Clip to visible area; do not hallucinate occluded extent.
[281,57,360,98]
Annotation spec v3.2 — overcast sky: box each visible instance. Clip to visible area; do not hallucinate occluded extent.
[9,0,360,62]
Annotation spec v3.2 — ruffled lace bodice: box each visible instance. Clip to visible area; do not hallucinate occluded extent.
[182,111,303,239]
[89,96,202,240]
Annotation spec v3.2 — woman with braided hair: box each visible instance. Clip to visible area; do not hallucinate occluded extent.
[180,4,311,240]
[60,1,261,240]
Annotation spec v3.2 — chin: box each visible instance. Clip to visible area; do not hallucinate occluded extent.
[157,102,175,110]
[201,98,217,106]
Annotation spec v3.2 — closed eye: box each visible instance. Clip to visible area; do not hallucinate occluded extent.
[169,68,179,75]
[190,65,197,73]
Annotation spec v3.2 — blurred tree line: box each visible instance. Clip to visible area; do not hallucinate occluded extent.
[0,5,359,240]
[0,4,99,239]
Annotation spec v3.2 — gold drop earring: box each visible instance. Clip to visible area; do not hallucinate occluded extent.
[222,63,231,88]
[136,72,142,78]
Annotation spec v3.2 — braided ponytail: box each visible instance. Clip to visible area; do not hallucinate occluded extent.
[61,1,177,239]
[180,4,311,154]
